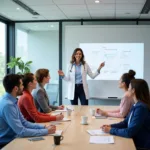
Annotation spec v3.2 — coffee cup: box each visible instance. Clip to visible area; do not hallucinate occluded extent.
[81,116,88,124]
[66,109,72,116]
[90,108,95,116]
[54,135,64,145]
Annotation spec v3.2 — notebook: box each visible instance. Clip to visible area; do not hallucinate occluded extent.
[90,136,114,144]
[87,129,106,135]
[95,113,107,119]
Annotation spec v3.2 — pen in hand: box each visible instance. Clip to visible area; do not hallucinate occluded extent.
[56,113,64,121]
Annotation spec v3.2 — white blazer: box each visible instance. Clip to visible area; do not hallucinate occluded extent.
[63,63,100,100]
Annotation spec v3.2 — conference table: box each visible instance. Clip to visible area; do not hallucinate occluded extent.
[2,106,136,150]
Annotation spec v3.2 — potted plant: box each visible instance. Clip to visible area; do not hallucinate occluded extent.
[7,57,32,74]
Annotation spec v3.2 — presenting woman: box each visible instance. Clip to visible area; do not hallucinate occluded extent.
[58,48,105,105]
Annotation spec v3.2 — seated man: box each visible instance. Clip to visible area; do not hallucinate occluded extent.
[0,74,56,148]
[18,73,64,123]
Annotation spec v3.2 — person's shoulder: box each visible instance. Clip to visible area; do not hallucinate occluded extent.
[123,92,133,100]
[32,86,41,94]
[36,88,45,96]
[19,93,30,101]
[136,101,148,109]
[0,98,15,113]
[84,62,88,67]
[133,102,149,115]
[0,96,13,106]
[67,63,73,68]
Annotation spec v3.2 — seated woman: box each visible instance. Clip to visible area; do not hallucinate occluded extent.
[96,70,135,118]
[18,73,64,122]
[32,69,64,113]
[101,79,150,149]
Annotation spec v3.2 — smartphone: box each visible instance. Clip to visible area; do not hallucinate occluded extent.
[28,137,45,141]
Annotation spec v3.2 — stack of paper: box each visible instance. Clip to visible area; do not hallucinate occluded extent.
[55,109,67,112]
[95,113,107,119]
[61,117,71,121]
[66,107,74,111]
[87,129,106,135]
[90,136,114,144]
[51,112,62,115]
[49,130,63,136]
[55,107,74,112]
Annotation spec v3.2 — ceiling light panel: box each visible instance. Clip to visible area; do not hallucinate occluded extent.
[12,0,39,15]
[85,0,115,4]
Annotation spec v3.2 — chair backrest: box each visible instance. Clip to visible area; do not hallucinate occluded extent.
[45,83,59,106]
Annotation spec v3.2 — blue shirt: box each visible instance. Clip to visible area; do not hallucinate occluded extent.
[0,93,48,145]
[73,63,82,84]
[61,63,83,84]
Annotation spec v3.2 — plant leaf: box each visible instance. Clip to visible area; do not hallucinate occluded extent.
[7,57,32,74]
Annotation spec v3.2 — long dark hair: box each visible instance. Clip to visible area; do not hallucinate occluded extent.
[70,48,86,65]
[122,70,136,88]
[131,79,150,109]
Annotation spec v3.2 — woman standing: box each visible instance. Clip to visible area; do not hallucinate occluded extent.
[58,48,105,105]
[101,79,150,149]
[96,70,135,118]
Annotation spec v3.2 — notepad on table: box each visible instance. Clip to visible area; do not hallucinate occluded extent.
[87,129,106,135]
[90,136,114,144]
[95,113,107,119]
[51,112,62,115]
[55,110,67,112]
[61,117,71,121]
[55,107,74,112]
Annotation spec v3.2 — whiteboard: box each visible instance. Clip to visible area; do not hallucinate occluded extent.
[80,43,144,80]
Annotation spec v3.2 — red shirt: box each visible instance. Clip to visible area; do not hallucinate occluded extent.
[18,90,56,122]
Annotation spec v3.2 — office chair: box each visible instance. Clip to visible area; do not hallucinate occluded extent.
[45,83,59,106]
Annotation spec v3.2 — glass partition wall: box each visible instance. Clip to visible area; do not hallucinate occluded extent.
[15,22,59,105]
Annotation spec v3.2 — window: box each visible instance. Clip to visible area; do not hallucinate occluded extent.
[0,22,6,96]
[15,23,59,105]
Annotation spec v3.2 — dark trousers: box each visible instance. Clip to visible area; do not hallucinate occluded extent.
[0,144,7,149]
[70,84,88,105]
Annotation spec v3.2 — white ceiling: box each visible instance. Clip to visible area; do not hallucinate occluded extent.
[0,0,150,21]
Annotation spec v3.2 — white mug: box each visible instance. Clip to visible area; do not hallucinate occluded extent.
[81,116,88,124]
[90,108,95,116]
[66,109,72,116]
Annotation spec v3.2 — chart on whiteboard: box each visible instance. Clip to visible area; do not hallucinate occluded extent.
[80,43,144,80]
